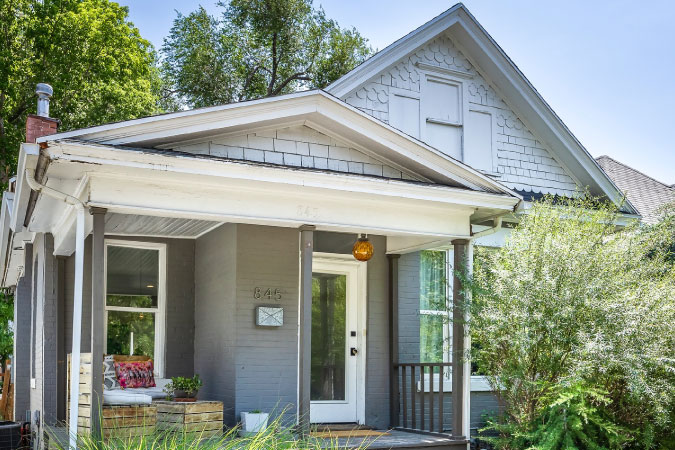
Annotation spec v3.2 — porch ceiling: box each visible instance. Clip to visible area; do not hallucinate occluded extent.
[105,213,222,239]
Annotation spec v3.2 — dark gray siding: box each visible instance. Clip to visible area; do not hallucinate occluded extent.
[364,235,390,429]
[194,224,237,424]
[234,225,299,425]
[398,252,420,363]
[13,243,32,421]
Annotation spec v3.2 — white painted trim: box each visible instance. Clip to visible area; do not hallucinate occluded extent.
[312,253,367,425]
[415,62,474,79]
[48,142,519,210]
[417,374,492,392]
[103,239,167,377]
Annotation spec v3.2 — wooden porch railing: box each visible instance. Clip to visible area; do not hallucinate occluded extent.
[392,362,452,434]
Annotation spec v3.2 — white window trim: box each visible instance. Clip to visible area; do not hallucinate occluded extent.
[467,106,500,176]
[419,71,471,162]
[103,239,167,377]
[419,249,490,391]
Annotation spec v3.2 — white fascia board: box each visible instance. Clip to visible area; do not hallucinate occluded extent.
[35,90,320,145]
[11,144,40,232]
[48,140,519,212]
[0,193,12,285]
[326,5,463,97]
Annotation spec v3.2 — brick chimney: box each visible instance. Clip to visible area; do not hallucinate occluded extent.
[25,83,59,144]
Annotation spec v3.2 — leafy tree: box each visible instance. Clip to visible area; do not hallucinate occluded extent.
[469,198,675,449]
[0,0,166,186]
[0,291,13,366]
[161,0,373,108]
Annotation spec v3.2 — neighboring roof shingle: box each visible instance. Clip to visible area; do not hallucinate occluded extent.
[596,156,675,224]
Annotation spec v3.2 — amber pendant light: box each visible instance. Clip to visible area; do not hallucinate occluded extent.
[352,234,374,262]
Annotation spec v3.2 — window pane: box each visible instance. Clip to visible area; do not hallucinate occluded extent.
[420,314,444,363]
[420,250,447,311]
[311,273,346,401]
[106,246,159,307]
[106,311,155,358]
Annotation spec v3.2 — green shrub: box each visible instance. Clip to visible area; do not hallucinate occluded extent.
[469,197,675,449]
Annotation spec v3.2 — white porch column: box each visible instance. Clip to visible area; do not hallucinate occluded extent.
[451,239,471,439]
[68,206,86,449]
[89,207,106,441]
[297,225,315,436]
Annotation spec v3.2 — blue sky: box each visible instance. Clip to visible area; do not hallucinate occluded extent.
[117,0,674,185]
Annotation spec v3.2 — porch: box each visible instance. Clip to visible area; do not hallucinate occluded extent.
[44,425,469,450]
[54,211,475,437]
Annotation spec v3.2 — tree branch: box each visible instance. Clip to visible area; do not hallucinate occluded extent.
[271,72,311,96]
[267,32,278,96]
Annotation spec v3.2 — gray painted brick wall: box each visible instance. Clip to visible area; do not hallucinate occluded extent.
[398,252,420,363]
[194,224,237,424]
[13,243,32,421]
[364,235,390,429]
[234,225,299,425]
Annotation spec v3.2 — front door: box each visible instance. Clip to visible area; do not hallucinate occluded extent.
[310,257,361,423]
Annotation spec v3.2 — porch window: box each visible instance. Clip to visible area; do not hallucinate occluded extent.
[104,241,166,376]
[419,250,450,365]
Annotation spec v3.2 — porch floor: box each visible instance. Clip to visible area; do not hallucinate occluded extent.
[45,425,468,450]
[315,429,468,450]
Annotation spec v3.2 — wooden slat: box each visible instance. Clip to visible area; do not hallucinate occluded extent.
[420,365,425,431]
[429,365,434,432]
[410,365,416,430]
[438,365,444,433]
[159,411,223,424]
[157,421,222,433]
[401,365,408,427]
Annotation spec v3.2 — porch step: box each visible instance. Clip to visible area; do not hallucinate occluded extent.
[313,423,374,432]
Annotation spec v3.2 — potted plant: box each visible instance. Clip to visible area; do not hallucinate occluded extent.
[163,375,202,402]
[240,410,269,436]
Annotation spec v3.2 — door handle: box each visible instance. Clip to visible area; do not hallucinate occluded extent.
[350,347,358,356]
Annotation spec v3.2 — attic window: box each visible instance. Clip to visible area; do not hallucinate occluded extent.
[421,75,464,160]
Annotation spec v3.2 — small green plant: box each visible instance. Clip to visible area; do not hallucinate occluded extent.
[250,409,262,414]
[163,374,202,398]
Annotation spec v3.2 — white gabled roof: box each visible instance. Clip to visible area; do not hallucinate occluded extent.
[326,3,637,215]
[37,90,519,197]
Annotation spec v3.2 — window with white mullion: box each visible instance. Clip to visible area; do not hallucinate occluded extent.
[104,240,166,376]
[419,249,452,369]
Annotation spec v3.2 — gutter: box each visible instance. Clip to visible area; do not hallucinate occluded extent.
[24,168,86,450]
[471,216,503,239]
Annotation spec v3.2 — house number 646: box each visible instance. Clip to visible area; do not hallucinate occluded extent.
[254,287,282,301]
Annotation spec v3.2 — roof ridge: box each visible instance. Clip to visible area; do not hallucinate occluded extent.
[596,155,674,192]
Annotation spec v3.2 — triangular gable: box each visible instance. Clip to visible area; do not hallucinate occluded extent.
[327,3,637,214]
[37,90,519,196]
[172,124,424,181]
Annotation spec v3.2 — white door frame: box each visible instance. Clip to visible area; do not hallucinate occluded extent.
[310,253,367,424]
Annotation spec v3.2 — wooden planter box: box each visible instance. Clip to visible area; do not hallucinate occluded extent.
[67,353,157,439]
[155,401,223,437]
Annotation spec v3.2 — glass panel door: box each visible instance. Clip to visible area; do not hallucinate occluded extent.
[310,258,360,424]
[311,273,347,401]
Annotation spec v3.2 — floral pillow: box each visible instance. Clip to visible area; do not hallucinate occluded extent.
[114,360,156,389]
[103,355,120,390]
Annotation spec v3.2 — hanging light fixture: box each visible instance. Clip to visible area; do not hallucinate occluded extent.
[352,234,374,262]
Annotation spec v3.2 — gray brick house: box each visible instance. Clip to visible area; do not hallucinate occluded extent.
[0,4,637,449]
